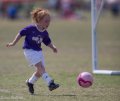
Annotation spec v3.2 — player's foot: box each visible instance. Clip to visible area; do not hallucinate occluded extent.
[48,80,59,91]
[26,80,34,95]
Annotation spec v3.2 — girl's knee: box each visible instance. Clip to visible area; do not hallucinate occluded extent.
[35,71,41,77]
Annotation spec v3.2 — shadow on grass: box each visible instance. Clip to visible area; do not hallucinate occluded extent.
[33,94,77,97]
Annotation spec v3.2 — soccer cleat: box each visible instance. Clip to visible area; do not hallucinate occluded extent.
[26,80,34,95]
[48,80,59,91]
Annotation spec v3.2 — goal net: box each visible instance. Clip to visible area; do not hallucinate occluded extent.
[91,0,120,75]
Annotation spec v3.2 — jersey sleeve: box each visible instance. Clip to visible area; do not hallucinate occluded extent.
[42,31,51,46]
[19,27,29,36]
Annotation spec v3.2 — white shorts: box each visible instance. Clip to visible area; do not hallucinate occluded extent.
[23,49,45,67]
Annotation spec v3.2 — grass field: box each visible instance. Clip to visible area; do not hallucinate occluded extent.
[0,12,120,101]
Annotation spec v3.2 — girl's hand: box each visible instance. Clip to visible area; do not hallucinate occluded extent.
[6,33,21,47]
[53,47,58,53]
[48,43,58,53]
[6,42,15,47]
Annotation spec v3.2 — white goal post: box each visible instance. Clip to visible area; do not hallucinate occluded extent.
[91,0,120,75]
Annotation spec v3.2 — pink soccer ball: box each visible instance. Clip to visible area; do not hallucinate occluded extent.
[77,72,93,88]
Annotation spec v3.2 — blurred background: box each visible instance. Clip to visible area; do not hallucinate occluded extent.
[0,0,120,20]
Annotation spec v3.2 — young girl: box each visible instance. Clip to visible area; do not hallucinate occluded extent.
[6,8,59,94]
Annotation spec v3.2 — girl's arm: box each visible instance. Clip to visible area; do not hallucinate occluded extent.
[6,33,22,47]
[47,43,58,53]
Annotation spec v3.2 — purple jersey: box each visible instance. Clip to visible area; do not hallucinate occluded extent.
[19,25,51,51]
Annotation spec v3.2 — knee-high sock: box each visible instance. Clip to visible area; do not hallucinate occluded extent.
[42,73,53,86]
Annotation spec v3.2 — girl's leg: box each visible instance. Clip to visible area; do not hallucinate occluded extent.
[26,62,44,94]
[27,62,59,94]
[34,61,53,86]
[28,61,45,84]
[35,62,59,91]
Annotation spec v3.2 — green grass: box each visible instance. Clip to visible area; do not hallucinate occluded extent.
[0,12,120,101]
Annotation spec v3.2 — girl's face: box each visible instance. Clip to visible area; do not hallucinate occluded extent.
[37,15,51,31]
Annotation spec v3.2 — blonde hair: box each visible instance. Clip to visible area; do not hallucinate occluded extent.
[31,8,50,23]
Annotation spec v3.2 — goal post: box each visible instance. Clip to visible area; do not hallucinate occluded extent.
[91,0,120,75]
